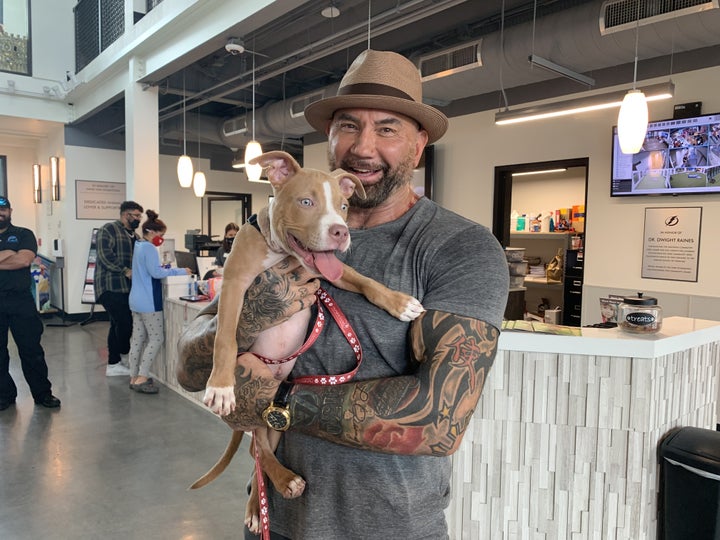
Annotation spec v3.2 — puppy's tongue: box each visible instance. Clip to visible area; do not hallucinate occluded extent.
[309,251,343,282]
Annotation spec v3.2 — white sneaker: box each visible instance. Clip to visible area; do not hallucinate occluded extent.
[106,363,131,376]
[120,354,130,368]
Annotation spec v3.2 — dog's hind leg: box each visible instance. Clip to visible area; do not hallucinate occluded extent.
[255,429,306,499]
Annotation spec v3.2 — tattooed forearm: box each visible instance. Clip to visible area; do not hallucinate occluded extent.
[290,310,499,456]
[176,262,319,393]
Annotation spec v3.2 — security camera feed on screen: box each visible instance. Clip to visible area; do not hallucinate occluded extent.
[611,112,720,196]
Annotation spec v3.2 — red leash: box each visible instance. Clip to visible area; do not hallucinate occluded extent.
[257,287,361,540]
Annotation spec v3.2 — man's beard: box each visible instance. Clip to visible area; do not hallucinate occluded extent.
[330,152,416,209]
[0,215,10,228]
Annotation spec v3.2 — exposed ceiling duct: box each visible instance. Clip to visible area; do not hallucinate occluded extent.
[202,0,720,150]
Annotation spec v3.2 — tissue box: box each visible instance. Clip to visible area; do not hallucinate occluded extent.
[163,275,195,299]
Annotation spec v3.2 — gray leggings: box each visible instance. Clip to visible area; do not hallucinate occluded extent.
[128,311,164,378]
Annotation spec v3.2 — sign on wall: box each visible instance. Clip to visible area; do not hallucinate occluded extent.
[642,206,701,282]
[75,180,125,220]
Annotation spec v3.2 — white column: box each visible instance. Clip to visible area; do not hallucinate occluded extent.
[125,55,160,212]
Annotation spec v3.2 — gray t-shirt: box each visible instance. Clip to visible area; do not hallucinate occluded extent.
[270,197,509,539]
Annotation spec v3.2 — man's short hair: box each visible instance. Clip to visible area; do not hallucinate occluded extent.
[120,200,143,214]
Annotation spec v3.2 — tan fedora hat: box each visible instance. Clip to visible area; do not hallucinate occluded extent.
[304,49,449,144]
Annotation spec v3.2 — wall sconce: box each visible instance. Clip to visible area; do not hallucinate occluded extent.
[50,156,60,201]
[33,164,42,203]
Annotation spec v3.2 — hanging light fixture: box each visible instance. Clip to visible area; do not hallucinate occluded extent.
[193,171,206,197]
[617,4,648,154]
[244,45,264,182]
[50,156,60,201]
[193,108,206,197]
[177,70,194,187]
[33,164,42,203]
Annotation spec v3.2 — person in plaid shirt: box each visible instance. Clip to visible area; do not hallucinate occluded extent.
[94,200,143,376]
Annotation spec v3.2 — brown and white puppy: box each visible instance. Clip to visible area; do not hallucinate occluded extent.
[192,151,423,532]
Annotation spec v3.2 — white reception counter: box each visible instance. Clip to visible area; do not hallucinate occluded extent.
[158,300,720,540]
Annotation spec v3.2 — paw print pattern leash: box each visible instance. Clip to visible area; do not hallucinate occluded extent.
[256,287,362,539]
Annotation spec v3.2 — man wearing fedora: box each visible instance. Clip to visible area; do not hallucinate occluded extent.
[178,50,508,539]
[0,196,61,411]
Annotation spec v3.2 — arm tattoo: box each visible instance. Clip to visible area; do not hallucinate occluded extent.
[290,310,499,456]
[176,264,317,391]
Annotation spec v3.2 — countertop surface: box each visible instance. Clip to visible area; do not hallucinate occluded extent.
[499,316,720,358]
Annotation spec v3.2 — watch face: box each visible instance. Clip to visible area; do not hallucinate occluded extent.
[264,407,290,431]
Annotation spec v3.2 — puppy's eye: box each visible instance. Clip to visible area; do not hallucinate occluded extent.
[341,203,348,211]
[300,198,313,206]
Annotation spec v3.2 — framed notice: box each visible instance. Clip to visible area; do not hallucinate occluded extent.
[642,207,701,282]
[75,180,125,220]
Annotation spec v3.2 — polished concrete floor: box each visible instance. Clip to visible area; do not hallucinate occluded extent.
[0,319,255,540]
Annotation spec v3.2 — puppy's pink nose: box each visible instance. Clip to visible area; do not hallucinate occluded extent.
[329,224,349,242]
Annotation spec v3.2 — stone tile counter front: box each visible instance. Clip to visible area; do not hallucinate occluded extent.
[447,317,720,540]
[156,297,210,406]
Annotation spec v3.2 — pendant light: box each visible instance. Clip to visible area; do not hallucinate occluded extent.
[177,70,194,187]
[244,46,264,182]
[617,5,648,154]
[193,108,206,197]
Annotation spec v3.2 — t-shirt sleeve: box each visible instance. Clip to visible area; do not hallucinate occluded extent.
[18,228,38,254]
[420,224,509,331]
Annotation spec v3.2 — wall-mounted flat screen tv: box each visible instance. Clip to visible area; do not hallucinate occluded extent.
[611,112,720,196]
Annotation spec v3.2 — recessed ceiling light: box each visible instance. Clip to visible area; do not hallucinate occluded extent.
[321,6,340,18]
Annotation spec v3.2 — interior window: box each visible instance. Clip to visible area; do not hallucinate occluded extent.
[0,0,30,75]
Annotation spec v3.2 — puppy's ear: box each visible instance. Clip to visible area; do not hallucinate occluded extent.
[249,151,301,188]
[332,169,366,200]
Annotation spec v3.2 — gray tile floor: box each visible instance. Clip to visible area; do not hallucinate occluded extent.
[0,319,255,540]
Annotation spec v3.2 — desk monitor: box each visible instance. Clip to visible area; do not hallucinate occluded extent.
[174,250,198,275]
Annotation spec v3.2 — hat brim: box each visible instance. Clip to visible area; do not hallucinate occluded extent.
[304,94,448,144]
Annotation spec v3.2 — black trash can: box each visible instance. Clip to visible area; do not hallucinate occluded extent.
[659,426,720,540]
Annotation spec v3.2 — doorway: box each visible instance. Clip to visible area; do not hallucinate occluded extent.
[492,158,589,325]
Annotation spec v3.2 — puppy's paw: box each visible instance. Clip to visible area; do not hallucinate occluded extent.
[398,297,425,322]
[202,386,236,416]
[244,513,261,535]
[282,476,306,499]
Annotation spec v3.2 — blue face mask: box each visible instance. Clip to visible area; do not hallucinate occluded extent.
[225,237,234,246]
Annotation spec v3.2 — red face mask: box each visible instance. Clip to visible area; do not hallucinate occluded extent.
[151,235,164,247]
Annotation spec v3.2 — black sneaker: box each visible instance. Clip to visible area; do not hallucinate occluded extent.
[35,394,61,408]
[0,398,16,411]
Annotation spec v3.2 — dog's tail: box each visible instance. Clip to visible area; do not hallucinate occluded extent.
[189,430,244,490]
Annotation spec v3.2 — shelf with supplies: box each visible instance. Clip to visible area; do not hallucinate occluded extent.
[508,232,585,327]
[523,276,563,287]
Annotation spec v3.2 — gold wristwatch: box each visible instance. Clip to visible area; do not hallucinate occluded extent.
[262,381,293,431]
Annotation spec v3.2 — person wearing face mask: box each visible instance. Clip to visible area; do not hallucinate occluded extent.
[213,222,239,271]
[95,200,144,376]
[127,210,191,393]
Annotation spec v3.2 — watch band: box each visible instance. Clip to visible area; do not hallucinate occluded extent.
[273,381,294,408]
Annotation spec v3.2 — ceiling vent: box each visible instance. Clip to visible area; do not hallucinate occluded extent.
[419,40,482,82]
[600,0,719,35]
[222,115,247,137]
[290,90,326,119]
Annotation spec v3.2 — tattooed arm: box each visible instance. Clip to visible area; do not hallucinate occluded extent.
[176,257,320,392]
[219,309,499,456]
